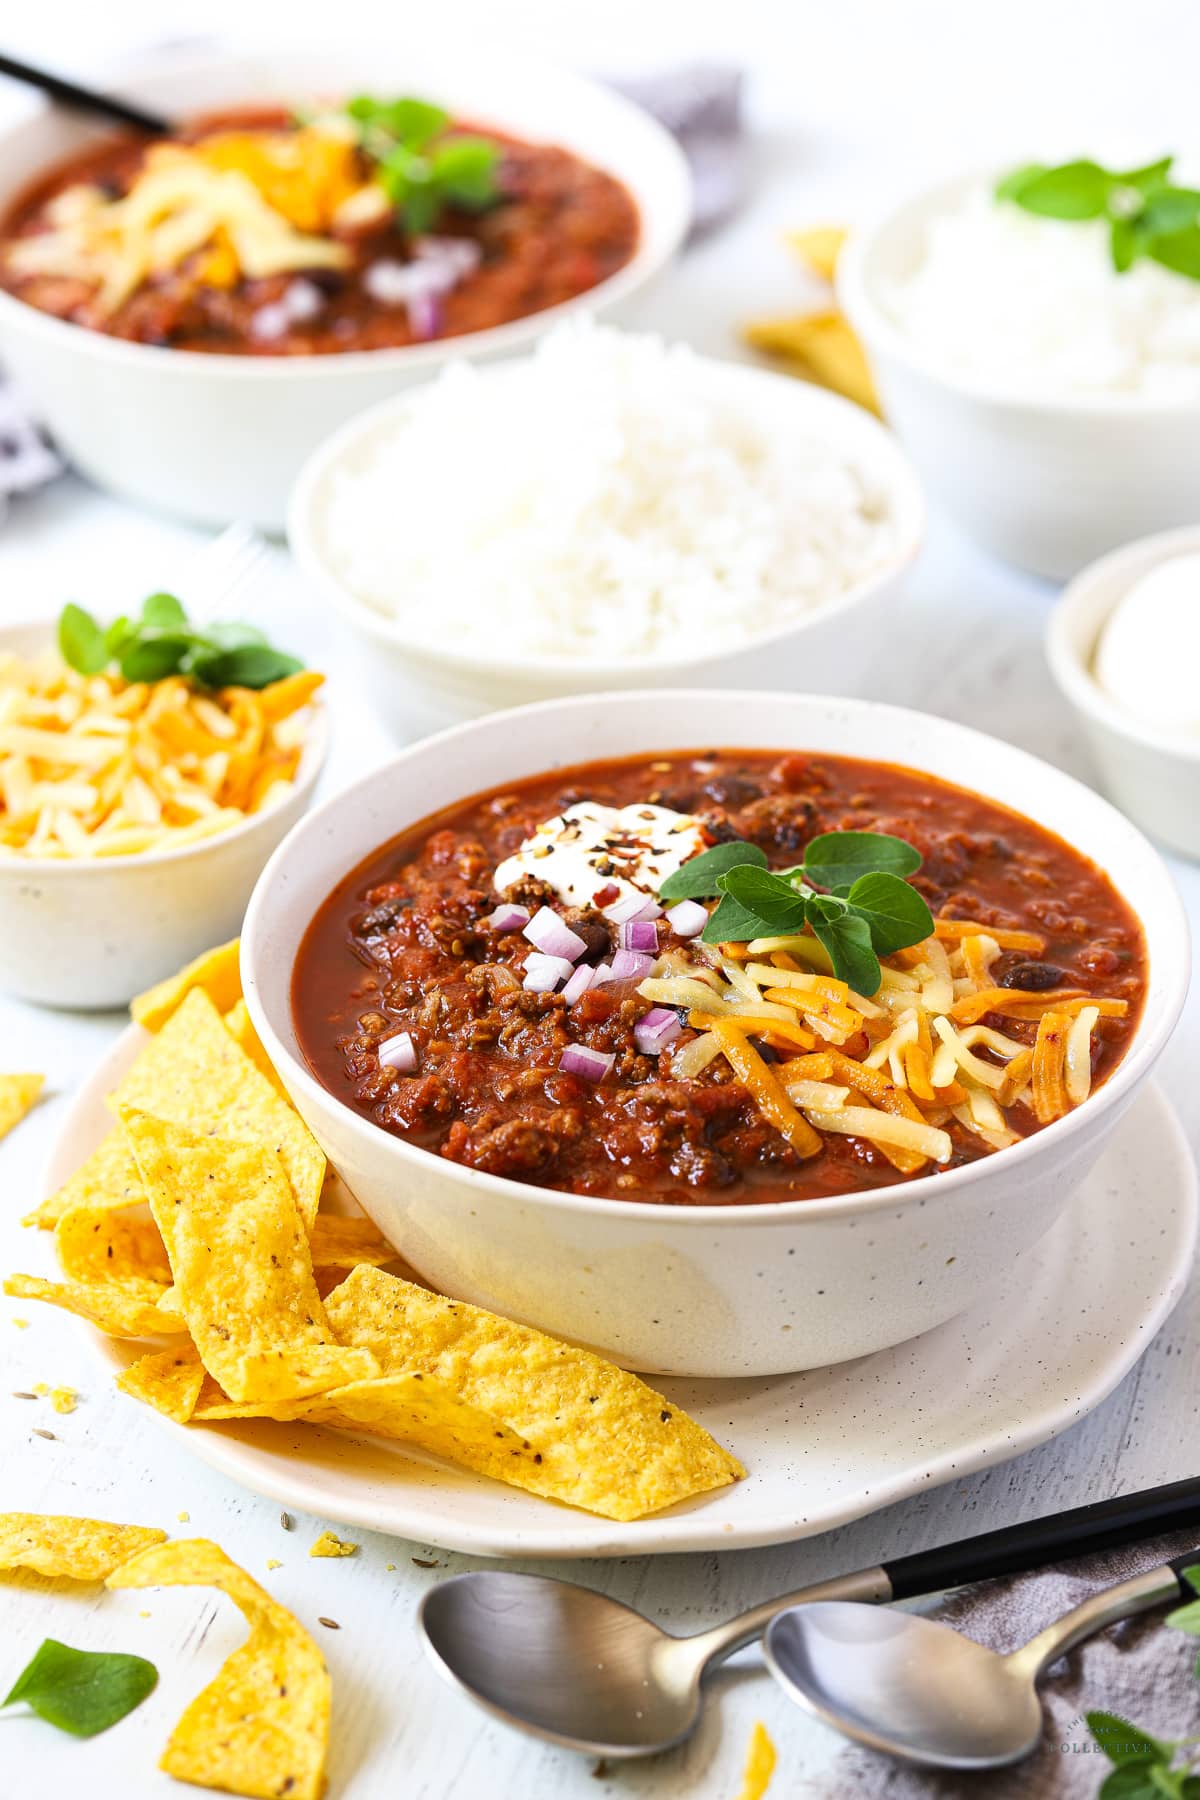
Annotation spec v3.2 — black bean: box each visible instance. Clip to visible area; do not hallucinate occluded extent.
[999,960,1070,991]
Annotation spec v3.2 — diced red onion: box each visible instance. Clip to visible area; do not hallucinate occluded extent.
[590,961,613,985]
[561,964,594,1005]
[378,1030,418,1072]
[665,899,708,938]
[523,952,574,993]
[407,289,442,341]
[605,892,662,925]
[559,1044,615,1083]
[634,1007,683,1056]
[524,906,587,963]
[489,902,530,932]
[609,948,655,981]
[617,919,659,953]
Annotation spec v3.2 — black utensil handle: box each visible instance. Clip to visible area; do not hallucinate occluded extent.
[1168,1553,1200,1595]
[0,53,169,134]
[885,1476,1200,1601]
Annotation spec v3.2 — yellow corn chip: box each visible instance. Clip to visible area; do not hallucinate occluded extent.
[223,998,290,1100]
[55,1201,171,1285]
[743,310,881,415]
[736,1721,778,1800]
[0,1512,166,1580]
[322,1267,745,1521]
[117,1344,207,1423]
[131,938,242,1032]
[3,1270,184,1338]
[787,224,847,282]
[23,1125,145,1229]
[108,1539,329,1800]
[111,989,324,1226]
[121,1110,375,1403]
[308,1214,397,1273]
[0,1074,43,1141]
[309,1530,357,1558]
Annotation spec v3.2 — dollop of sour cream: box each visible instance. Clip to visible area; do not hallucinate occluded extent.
[1094,553,1200,738]
[494,801,706,909]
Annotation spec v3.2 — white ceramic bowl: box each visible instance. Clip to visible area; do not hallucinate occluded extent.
[838,173,1200,580]
[1047,524,1200,859]
[0,620,327,1009]
[287,355,926,738]
[241,688,1189,1378]
[0,45,690,530]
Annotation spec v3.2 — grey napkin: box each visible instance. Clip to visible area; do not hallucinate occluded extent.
[810,1528,1200,1799]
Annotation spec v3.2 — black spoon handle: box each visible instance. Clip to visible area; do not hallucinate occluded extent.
[885,1475,1200,1601]
[0,53,169,134]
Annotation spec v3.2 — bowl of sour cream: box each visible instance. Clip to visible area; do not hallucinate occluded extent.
[1047,523,1200,858]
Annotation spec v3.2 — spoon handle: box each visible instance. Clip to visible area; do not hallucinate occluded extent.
[0,53,169,134]
[1008,1558,1194,1679]
[884,1473,1200,1600]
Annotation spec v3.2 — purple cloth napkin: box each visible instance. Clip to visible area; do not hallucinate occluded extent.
[809,1528,1200,1799]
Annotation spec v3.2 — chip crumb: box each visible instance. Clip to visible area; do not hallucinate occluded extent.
[266,1558,283,1571]
[592,1758,609,1779]
[411,1556,439,1568]
[11,1317,28,1328]
[177,1510,190,1523]
[317,1616,340,1630]
[735,1721,777,1800]
[280,1511,293,1531]
[385,1563,396,1572]
[309,1530,358,1559]
[12,1391,36,1401]
[31,1426,56,1440]
[139,1609,151,1618]
[51,1387,77,1414]
[32,1382,50,1396]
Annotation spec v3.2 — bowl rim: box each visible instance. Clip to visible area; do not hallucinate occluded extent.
[0,44,692,383]
[241,685,1190,1228]
[285,350,927,680]
[837,167,1200,418]
[0,615,329,875]
[1046,523,1200,764]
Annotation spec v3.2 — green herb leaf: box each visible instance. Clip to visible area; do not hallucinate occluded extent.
[432,137,501,209]
[996,152,1200,282]
[1002,158,1114,220]
[1087,1711,1173,1768]
[117,631,194,685]
[994,162,1047,204]
[1111,216,1141,272]
[845,870,935,955]
[660,840,767,900]
[1149,228,1200,281]
[140,591,187,629]
[1165,1565,1200,1639]
[346,92,500,235]
[2,1638,157,1738]
[717,865,809,934]
[188,644,303,690]
[806,897,880,995]
[701,891,777,946]
[801,829,923,894]
[57,603,109,676]
[1098,1770,1181,1800]
[103,614,137,659]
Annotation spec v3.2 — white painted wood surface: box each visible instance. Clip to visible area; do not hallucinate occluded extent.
[2,5,1199,1795]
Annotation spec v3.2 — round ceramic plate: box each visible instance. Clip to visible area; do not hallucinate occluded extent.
[44,1026,1197,1558]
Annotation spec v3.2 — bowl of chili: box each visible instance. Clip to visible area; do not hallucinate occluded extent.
[241,689,1189,1377]
[0,43,689,528]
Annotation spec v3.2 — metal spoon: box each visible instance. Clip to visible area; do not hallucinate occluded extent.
[418,1475,1200,1758]
[764,1555,1195,1770]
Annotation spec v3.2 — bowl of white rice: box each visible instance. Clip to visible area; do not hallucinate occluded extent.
[287,324,924,737]
[838,169,1200,578]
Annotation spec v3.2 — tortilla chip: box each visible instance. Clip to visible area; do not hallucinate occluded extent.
[131,939,242,1033]
[3,1270,184,1338]
[108,1539,329,1800]
[222,998,290,1100]
[0,1512,166,1580]
[117,1344,207,1423]
[54,1202,171,1286]
[24,1125,145,1230]
[322,1267,745,1521]
[110,989,324,1226]
[0,1074,43,1141]
[308,1531,357,1559]
[121,1110,375,1403]
[787,225,846,282]
[736,1721,778,1800]
[308,1215,397,1273]
[743,310,881,415]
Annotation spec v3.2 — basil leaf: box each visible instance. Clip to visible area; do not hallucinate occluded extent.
[701,891,777,946]
[660,840,766,900]
[1007,159,1114,219]
[1086,1711,1173,1768]
[118,632,191,684]
[1119,156,1175,194]
[1148,227,1200,281]
[140,591,186,628]
[194,620,268,652]
[845,871,934,954]
[718,865,809,933]
[57,603,109,676]
[347,95,448,151]
[190,644,303,690]
[802,830,923,893]
[2,1638,157,1738]
[1111,216,1141,272]
[103,614,137,659]
[806,898,880,996]
[432,137,499,209]
[995,162,1047,204]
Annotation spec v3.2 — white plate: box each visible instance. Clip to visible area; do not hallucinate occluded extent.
[42,1025,1197,1559]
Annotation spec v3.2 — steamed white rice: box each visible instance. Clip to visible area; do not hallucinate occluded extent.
[885,183,1200,399]
[316,324,895,662]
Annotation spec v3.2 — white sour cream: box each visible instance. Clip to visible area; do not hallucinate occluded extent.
[1094,553,1200,738]
[494,801,706,909]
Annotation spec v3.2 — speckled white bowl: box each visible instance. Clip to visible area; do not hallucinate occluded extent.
[242,689,1189,1377]
[0,620,327,1009]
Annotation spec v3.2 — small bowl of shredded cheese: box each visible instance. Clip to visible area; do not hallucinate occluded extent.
[0,617,327,1008]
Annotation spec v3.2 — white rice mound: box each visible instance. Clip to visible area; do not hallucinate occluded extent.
[317,324,896,663]
[885,184,1200,400]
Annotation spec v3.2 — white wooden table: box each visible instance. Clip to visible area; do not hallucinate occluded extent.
[2,6,1199,1795]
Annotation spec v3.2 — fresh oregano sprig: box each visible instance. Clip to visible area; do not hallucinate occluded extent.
[659,829,933,997]
[1086,1566,1200,1798]
[344,94,500,236]
[997,155,1200,278]
[2,1638,157,1738]
[57,593,303,691]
